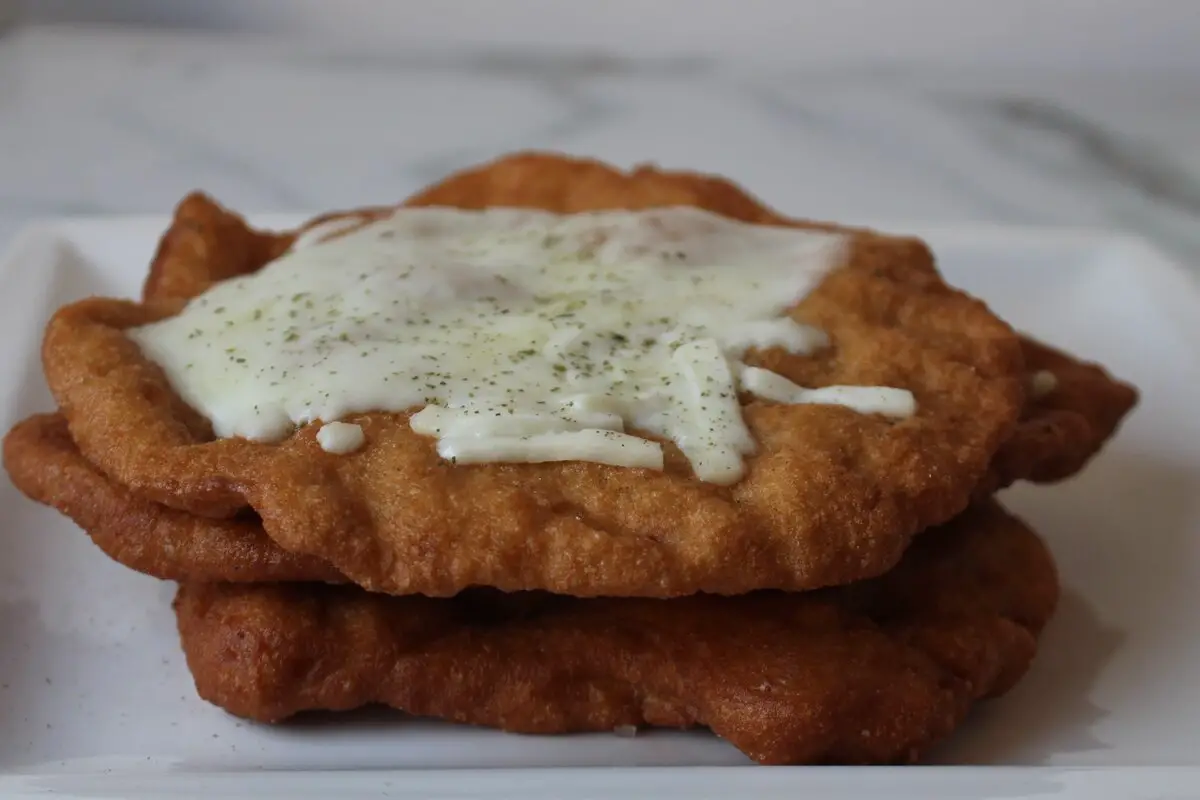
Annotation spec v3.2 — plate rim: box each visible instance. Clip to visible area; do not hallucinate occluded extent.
[4,765,1200,800]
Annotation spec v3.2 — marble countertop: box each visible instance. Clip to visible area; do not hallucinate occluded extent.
[2,24,1199,271]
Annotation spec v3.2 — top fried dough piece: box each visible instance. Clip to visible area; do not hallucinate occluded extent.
[42,152,1025,597]
[2,336,1135,585]
[984,338,1137,492]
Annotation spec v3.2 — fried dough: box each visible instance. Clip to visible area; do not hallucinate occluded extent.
[2,332,1134,585]
[983,338,1138,492]
[41,152,1029,596]
[3,413,340,584]
[173,502,1058,765]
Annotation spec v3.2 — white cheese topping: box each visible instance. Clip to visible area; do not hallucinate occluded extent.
[130,206,916,484]
[739,367,917,418]
[315,421,365,454]
[1030,369,1058,399]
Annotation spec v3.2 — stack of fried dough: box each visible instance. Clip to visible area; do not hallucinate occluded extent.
[3,153,1138,765]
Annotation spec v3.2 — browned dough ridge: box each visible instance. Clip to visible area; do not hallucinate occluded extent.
[4,413,340,584]
[41,152,1028,596]
[3,336,1135,585]
[174,502,1059,765]
[984,338,1138,491]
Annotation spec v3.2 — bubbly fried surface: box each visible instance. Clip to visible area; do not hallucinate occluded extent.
[173,502,1058,765]
[41,152,1027,596]
[2,332,1132,585]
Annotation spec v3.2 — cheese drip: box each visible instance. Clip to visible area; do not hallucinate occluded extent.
[131,206,916,483]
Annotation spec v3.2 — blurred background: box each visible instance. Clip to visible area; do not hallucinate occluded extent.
[16,0,1200,71]
[1,1,1198,263]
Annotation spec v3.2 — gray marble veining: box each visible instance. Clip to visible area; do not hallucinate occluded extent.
[1,24,1198,271]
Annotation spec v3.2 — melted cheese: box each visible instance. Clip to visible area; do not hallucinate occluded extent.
[130,206,916,483]
[1030,369,1058,399]
[315,421,365,454]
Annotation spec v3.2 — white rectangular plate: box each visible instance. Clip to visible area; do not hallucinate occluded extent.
[1,217,1199,799]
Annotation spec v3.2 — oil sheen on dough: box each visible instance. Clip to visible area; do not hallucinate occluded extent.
[130,207,915,483]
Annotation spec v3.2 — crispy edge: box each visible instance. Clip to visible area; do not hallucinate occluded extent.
[980,338,1139,495]
[140,194,292,304]
[2,413,341,584]
[174,502,1059,765]
[3,332,1134,583]
[42,152,1025,596]
[140,197,392,304]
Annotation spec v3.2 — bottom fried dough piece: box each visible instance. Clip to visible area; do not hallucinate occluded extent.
[2,336,1132,587]
[174,502,1058,765]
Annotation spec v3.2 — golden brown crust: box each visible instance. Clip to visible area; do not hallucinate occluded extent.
[980,338,1139,494]
[173,502,1059,765]
[2,413,341,584]
[139,193,295,305]
[41,152,1026,596]
[2,330,1133,586]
